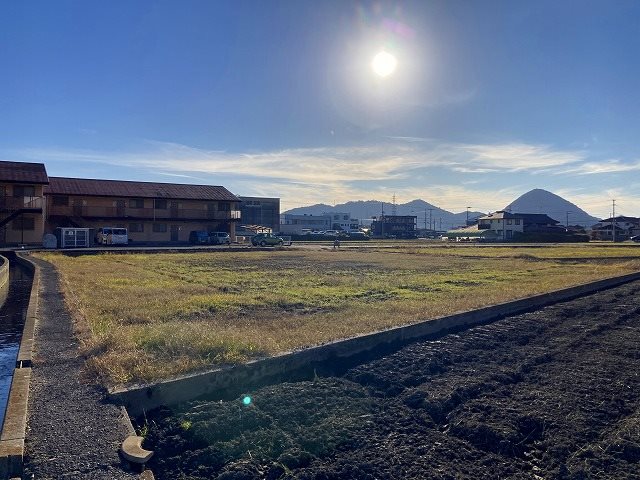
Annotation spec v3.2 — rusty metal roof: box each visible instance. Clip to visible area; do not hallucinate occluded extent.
[0,161,49,184]
[45,177,239,201]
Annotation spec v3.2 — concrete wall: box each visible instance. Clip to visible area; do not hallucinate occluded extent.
[0,256,8,309]
[111,270,640,415]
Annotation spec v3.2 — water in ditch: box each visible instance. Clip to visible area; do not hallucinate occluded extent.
[0,257,33,429]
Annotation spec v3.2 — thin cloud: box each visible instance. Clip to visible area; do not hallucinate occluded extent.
[557,159,640,175]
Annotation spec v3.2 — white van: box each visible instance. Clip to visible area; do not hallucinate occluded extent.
[95,227,128,245]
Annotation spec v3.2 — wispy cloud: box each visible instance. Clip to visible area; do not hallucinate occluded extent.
[10,139,638,214]
[557,159,640,175]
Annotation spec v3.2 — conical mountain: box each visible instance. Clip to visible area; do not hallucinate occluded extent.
[504,189,600,227]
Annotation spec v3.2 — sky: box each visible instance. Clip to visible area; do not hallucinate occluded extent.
[2,0,640,217]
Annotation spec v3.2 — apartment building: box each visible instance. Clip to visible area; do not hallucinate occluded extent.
[45,177,241,243]
[0,161,48,245]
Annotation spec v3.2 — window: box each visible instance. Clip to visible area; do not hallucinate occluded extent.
[515,219,521,225]
[507,219,512,225]
[13,185,35,197]
[152,223,167,233]
[13,216,35,231]
[154,199,167,209]
[218,202,231,211]
[129,223,144,233]
[52,195,69,206]
[130,198,144,208]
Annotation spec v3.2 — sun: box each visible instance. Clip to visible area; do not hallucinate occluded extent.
[371,51,397,77]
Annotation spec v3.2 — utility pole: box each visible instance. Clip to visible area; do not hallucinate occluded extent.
[381,202,384,239]
[424,211,427,230]
[428,208,433,231]
[466,206,471,225]
[566,211,571,229]
[612,199,616,242]
[391,194,397,216]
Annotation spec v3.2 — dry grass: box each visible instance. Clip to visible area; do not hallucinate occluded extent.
[34,245,640,386]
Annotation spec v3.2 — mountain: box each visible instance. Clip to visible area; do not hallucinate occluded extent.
[503,189,600,227]
[284,200,484,230]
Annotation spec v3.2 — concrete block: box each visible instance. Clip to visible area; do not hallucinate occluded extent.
[121,435,153,464]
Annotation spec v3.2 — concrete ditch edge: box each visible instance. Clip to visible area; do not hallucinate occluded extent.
[0,256,8,309]
[14,254,39,369]
[0,254,38,479]
[111,270,640,415]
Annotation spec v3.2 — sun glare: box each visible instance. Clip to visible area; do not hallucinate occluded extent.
[371,51,397,77]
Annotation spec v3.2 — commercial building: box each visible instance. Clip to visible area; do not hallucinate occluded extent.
[238,196,280,233]
[370,215,417,238]
[322,212,360,232]
[279,213,332,235]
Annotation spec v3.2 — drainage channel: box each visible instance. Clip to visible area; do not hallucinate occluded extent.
[0,253,33,430]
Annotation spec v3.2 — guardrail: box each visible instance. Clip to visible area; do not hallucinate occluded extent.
[48,205,241,221]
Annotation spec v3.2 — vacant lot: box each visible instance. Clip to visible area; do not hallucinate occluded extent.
[35,245,640,386]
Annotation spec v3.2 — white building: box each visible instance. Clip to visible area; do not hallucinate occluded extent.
[322,212,360,232]
[279,213,331,234]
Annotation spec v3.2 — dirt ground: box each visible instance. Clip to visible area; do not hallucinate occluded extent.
[143,280,640,479]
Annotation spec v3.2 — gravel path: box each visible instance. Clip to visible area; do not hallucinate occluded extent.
[23,257,140,479]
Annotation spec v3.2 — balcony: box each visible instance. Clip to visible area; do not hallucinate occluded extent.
[0,196,43,211]
[48,205,241,221]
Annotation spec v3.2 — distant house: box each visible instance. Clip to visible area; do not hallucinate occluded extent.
[447,211,563,242]
[590,216,640,241]
[370,215,417,238]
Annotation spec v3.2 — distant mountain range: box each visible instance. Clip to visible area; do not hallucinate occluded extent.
[283,189,601,229]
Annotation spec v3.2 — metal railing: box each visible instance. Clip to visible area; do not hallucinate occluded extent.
[0,196,43,210]
[48,204,241,221]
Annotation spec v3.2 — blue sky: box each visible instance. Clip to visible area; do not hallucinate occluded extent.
[2,0,640,217]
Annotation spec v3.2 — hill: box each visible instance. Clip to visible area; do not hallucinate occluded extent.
[504,189,600,227]
[284,199,484,230]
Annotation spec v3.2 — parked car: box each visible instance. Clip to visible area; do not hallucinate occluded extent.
[631,235,640,242]
[210,231,231,245]
[251,233,284,247]
[189,230,210,244]
[95,227,128,245]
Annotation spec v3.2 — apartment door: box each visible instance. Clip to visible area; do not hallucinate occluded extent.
[170,225,180,242]
[170,201,179,218]
[116,200,126,217]
[72,198,83,216]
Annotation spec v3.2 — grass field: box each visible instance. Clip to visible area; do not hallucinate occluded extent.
[35,244,640,386]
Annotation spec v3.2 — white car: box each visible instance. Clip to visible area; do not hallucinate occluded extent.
[95,227,128,245]
[210,231,231,244]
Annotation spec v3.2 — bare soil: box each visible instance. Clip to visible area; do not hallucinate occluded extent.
[142,280,640,479]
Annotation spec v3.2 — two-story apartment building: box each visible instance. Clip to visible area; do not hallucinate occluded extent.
[0,161,48,245]
[45,177,241,243]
